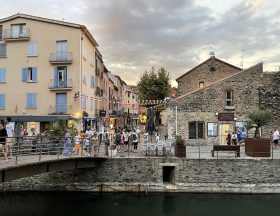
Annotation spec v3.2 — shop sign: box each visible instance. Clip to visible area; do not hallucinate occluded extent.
[99,110,106,117]
[218,113,234,121]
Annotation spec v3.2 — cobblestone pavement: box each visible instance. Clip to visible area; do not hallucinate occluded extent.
[1,143,280,170]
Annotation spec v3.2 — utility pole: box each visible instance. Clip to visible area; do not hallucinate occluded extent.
[241,49,245,69]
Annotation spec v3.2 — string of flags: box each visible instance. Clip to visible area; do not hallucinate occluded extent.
[81,96,167,107]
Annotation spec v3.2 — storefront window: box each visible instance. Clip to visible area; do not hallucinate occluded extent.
[208,122,218,136]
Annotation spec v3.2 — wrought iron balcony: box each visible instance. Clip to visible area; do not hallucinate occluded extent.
[49,79,73,91]
[49,52,73,64]
[4,28,30,41]
[48,105,72,115]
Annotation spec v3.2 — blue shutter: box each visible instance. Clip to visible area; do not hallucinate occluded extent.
[32,67,37,81]
[0,94,5,109]
[22,67,28,81]
[0,68,6,83]
[91,74,95,88]
[27,93,37,108]
[82,94,86,109]
[54,66,58,87]
[27,93,32,108]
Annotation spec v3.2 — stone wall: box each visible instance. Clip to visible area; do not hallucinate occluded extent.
[2,158,280,193]
[177,57,241,97]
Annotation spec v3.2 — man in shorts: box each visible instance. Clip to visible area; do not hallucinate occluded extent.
[5,117,15,159]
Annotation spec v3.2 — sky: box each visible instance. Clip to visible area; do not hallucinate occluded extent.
[0,0,280,87]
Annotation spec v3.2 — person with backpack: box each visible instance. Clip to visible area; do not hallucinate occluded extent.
[132,130,138,152]
[115,131,122,152]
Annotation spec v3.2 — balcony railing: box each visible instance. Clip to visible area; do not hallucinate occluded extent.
[49,52,73,64]
[48,105,72,115]
[4,28,30,41]
[49,79,73,90]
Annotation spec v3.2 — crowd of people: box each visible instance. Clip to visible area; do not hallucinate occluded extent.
[60,126,166,156]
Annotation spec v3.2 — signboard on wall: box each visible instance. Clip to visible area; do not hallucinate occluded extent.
[218,113,234,121]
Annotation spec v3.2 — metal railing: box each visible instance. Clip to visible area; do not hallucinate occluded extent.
[0,136,279,167]
[48,105,73,115]
[49,79,73,89]
[3,28,30,40]
[49,52,73,63]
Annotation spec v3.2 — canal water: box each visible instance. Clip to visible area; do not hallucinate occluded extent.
[0,192,279,216]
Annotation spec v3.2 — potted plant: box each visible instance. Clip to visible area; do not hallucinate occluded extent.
[245,110,272,157]
[174,135,186,158]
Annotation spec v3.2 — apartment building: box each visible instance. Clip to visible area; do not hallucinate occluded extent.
[0,13,98,134]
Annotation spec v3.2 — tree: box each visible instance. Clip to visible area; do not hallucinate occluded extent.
[246,110,273,138]
[137,67,171,101]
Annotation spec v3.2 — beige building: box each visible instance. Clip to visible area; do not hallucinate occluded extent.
[0,13,99,134]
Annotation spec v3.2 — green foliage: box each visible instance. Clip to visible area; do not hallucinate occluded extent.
[46,122,65,137]
[175,135,186,145]
[137,67,172,101]
[246,110,273,138]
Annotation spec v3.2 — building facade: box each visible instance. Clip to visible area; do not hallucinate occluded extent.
[0,13,99,134]
[169,55,277,145]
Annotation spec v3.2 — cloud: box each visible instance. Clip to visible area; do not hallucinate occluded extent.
[0,0,280,85]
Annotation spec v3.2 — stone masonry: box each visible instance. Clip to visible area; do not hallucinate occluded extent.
[2,158,280,193]
[176,56,241,97]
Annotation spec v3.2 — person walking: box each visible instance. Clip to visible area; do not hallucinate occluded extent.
[155,132,160,144]
[5,117,14,159]
[0,120,8,161]
[132,130,138,152]
[272,129,279,148]
[62,128,72,155]
[231,132,238,145]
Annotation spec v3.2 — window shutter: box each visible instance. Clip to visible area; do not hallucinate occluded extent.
[0,68,6,82]
[32,67,37,81]
[91,74,95,88]
[27,93,32,107]
[0,94,5,109]
[54,66,58,87]
[22,67,28,81]
[27,93,37,108]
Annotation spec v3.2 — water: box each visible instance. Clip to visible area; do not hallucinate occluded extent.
[0,192,280,216]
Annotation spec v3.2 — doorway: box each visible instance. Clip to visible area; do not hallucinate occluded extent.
[219,124,233,145]
[162,166,175,184]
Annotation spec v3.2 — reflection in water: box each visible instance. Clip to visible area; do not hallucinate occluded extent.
[0,192,280,216]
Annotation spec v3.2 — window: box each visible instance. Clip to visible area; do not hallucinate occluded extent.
[0,94,5,109]
[0,43,7,57]
[189,122,204,139]
[26,93,37,108]
[82,94,87,109]
[82,45,86,59]
[207,122,218,137]
[82,69,86,84]
[90,74,95,88]
[0,68,6,83]
[90,53,94,66]
[22,67,37,82]
[199,81,204,89]
[0,25,2,40]
[226,90,233,106]
[27,42,38,56]
[90,98,94,110]
[210,66,216,72]
[11,24,26,38]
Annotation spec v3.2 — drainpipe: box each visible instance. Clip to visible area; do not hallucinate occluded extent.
[175,105,178,135]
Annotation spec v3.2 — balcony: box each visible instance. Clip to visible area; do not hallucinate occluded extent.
[49,79,73,91]
[48,105,72,115]
[49,52,73,64]
[4,28,30,41]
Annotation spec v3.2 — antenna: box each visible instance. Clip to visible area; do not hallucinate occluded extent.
[241,49,245,69]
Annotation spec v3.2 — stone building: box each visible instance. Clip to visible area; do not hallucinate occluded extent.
[169,55,278,145]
